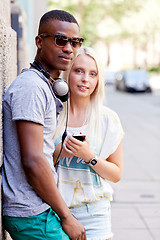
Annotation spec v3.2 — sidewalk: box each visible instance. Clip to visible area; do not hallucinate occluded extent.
[105,86,160,240]
[111,181,160,240]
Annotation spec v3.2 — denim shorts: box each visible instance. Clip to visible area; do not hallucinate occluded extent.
[70,197,113,240]
[3,208,69,240]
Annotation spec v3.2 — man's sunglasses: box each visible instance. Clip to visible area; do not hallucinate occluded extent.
[39,33,84,49]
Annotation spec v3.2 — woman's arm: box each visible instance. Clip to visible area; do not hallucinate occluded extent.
[90,142,123,182]
[63,136,123,183]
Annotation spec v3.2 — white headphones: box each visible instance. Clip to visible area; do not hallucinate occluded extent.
[30,60,69,102]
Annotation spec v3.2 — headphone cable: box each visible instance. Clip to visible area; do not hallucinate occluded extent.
[55,100,69,167]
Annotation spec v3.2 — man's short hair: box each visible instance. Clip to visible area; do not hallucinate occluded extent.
[38,9,79,34]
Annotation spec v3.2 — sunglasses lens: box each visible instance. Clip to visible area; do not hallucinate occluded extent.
[71,39,81,48]
[55,35,84,48]
[55,36,68,47]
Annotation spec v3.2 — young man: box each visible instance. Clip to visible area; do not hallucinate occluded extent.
[2,10,86,240]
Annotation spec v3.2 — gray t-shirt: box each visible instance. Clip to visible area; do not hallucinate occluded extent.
[2,68,63,217]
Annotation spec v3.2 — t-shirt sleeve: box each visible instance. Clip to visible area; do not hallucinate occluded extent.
[100,108,124,159]
[10,85,47,125]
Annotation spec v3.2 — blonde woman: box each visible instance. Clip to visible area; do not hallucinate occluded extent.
[54,47,124,240]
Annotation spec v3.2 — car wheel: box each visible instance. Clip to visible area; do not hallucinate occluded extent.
[145,87,152,93]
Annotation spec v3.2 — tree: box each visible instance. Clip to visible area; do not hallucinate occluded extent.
[49,0,160,68]
[48,0,143,45]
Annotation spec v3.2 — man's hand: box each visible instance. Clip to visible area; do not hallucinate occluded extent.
[61,214,86,240]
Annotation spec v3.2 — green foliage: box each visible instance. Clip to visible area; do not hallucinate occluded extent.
[148,66,160,73]
[48,0,160,48]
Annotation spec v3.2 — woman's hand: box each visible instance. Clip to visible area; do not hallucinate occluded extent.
[64,136,94,163]
[53,139,74,165]
[54,137,123,182]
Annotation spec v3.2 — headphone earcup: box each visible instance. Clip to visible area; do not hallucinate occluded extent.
[52,79,69,102]
[30,61,69,102]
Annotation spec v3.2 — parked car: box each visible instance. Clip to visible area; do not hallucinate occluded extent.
[115,69,152,92]
[104,71,116,85]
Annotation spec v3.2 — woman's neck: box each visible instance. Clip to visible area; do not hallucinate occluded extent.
[68,99,89,127]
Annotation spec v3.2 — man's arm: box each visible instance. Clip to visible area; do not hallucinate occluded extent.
[17,120,86,240]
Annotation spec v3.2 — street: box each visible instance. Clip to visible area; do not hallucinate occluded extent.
[104,85,160,240]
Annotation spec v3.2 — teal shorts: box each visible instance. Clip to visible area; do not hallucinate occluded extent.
[3,208,70,240]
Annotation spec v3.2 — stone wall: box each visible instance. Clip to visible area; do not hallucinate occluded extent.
[0,0,47,238]
[0,0,17,239]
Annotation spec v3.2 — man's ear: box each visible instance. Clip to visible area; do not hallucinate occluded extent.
[35,36,42,49]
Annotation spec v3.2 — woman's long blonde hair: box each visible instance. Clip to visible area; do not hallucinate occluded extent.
[54,46,105,140]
